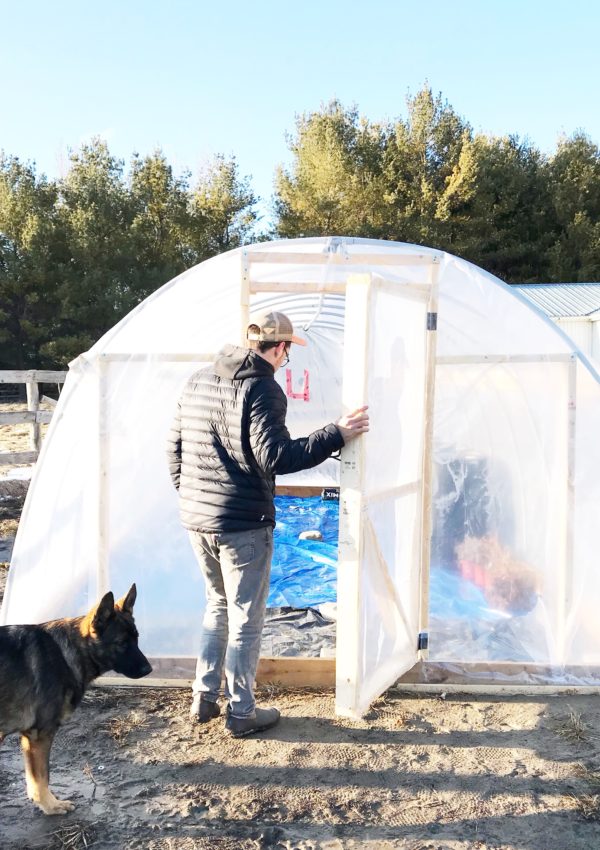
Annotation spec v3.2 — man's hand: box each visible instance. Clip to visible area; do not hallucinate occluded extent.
[336,405,369,443]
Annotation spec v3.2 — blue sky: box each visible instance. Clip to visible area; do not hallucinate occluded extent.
[3,0,598,224]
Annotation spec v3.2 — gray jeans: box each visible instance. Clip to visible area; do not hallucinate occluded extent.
[189,526,273,717]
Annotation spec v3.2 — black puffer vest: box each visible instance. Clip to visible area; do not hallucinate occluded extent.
[167,345,344,533]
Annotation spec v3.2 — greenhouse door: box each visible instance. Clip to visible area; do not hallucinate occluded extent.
[335,271,434,717]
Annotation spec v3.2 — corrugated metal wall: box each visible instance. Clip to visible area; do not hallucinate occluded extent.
[592,322,600,363]
[555,319,593,358]
[551,318,600,370]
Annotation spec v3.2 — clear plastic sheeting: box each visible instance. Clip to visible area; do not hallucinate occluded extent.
[2,237,600,706]
[336,273,428,717]
[429,360,569,668]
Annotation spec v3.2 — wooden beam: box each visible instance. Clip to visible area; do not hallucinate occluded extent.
[0,370,66,383]
[26,378,41,452]
[257,656,335,688]
[244,251,439,267]
[394,683,600,696]
[97,359,109,597]
[437,353,574,365]
[98,656,336,689]
[559,355,577,661]
[275,485,323,497]
[98,353,216,362]
[335,273,371,718]
[250,281,346,293]
[418,257,440,660]
[0,411,53,425]
[0,450,38,465]
[95,678,600,696]
[367,480,419,505]
[96,657,600,693]
[366,280,431,299]
[240,250,250,347]
[399,660,600,684]
[249,280,433,296]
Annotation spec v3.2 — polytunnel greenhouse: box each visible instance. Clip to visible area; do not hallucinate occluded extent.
[2,236,600,717]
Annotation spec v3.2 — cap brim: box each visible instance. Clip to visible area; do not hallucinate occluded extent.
[291,334,307,346]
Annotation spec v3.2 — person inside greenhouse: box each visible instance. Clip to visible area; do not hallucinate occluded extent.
[167,310,369,737]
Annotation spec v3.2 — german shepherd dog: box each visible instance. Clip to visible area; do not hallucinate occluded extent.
[0,583,151,815]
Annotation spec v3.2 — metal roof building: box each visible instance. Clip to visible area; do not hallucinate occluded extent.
[512,283,600,318]
[511,283,600,365]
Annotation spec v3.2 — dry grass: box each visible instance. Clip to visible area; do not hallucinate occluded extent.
[366,693,408,727]
[570,793,600,821]
[570,762,600,820]
[82,763,98,800]
[133,839,256,850]
[574,763,600,786]
[555,707,589,742]
[0,400,51,548]
[255,680,288,701]
[256,680,327,701]
[83,689,122,709]
[48,822,97,850]
[0,517,19,537]
[0,478,28,540]
[103,709,148,742]
[0,562,8,603]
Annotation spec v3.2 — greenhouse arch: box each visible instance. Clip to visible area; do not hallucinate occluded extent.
[3,236,600,717]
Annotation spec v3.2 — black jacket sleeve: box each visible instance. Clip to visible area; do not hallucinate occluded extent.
[166,398,182,490]
[247,378,345,477]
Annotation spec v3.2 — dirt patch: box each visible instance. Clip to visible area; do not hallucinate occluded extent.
[0,563,8,603]
[0,479,26,568]
[2,686,600,849]
[0,401,37,568]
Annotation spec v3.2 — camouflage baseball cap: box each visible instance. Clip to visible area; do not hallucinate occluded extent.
[247,310,307,346]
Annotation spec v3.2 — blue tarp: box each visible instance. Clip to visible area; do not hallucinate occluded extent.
[270,496,511,623]
[428,562,508,623]
[269,496,338,608]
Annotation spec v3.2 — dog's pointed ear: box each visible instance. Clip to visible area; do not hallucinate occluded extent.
[115,583,137,614]
[91,591,115,633]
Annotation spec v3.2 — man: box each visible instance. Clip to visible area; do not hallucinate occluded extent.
[167,310,369,737]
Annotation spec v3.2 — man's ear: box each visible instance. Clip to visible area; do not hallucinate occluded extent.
[91,591,115,634]
[115,583,137,614]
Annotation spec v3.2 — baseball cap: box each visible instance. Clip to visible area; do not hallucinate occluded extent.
[247,310,307,346]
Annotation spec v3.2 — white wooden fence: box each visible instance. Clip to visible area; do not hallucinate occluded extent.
[0,370,67,465]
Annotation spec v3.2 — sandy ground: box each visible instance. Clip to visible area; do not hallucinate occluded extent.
[2,686,600,849]
[2,405,600,848]
[0,401,51,563]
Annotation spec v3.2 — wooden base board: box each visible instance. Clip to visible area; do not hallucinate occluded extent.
[393,683,600,696]
[97,658,600,695]
[400,660,600,688]
[275,485,324,497]
[98,656,336,689]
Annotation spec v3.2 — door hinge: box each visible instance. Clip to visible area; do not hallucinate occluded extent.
[426,312,437,331]
[417,632,429,651]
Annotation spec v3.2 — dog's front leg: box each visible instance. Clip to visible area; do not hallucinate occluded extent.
[21,731,75,815]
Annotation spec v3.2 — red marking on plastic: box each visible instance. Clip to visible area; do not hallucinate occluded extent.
[285,368,310,401]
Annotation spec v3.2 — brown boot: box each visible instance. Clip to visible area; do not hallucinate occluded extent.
[225,706,280,738]
[190,694,221,724]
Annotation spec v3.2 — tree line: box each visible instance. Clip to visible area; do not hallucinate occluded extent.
[1,86,599,369]
[0,144,256,369]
